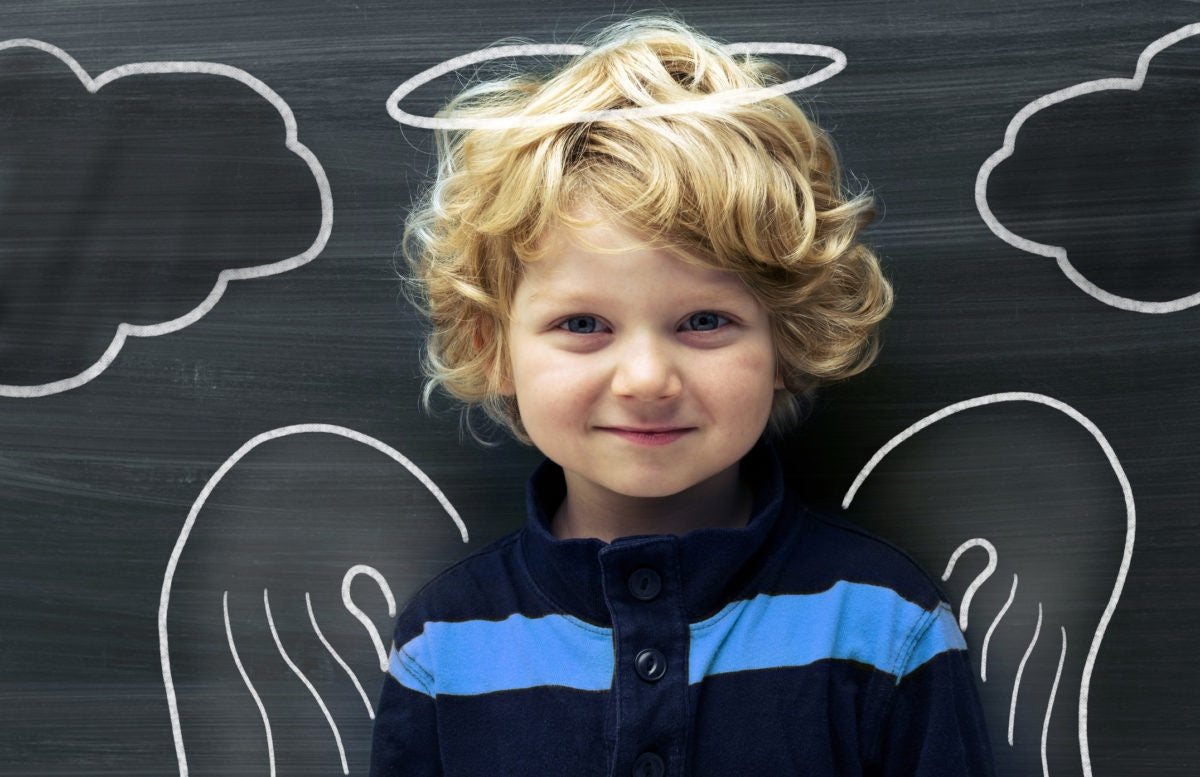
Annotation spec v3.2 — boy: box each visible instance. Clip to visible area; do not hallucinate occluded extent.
[372,15,993,777]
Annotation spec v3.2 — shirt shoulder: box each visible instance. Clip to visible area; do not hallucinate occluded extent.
[756,496,965,676]
[778,494,953,612]
[390,528,527,635]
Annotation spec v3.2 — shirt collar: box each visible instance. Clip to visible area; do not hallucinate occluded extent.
[519,443,786,625]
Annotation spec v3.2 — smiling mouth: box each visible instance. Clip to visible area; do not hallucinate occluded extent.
[599,427,694,447]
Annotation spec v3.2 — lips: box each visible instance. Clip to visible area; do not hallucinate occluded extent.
[598,426,694,447]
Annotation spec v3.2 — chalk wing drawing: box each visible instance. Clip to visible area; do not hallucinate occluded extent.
[160,425,467,777]
[975,23,1200,313]
[843,393,1134,777]
[0,40,332,395]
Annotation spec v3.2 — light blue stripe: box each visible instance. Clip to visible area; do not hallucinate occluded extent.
[389,645,434,696]
[390,582,965,697]
[688,581,965,684]
[391,612,614,697]
[903,602,967,676]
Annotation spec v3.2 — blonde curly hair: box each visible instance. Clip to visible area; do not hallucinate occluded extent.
[404,15,892,442]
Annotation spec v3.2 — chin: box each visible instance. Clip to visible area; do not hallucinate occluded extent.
[620,485,691,500]
[601,475,707,501]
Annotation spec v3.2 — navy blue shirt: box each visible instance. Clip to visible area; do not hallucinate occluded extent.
[371,446,994,776]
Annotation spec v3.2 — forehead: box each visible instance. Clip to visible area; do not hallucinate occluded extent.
[518,218,750,303]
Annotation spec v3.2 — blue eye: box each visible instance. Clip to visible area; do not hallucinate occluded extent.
[561,315,602,334]
[682,312,728,331]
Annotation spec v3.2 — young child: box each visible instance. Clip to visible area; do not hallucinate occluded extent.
[372,15,993,777]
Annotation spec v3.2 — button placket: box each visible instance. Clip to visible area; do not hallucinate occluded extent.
[601,540,687,777]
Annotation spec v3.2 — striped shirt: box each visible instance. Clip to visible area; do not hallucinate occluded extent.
[370,446,994,776]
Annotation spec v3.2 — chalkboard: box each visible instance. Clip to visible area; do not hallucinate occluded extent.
[1,2,1197,775]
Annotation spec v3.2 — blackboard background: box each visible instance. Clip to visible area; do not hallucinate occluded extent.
[1,1,1197,775]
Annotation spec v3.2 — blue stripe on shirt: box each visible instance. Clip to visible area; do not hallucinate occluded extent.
[390,581,965,697]
[391,611,614,697]
[689,581,965,685]
[902,600,967,678]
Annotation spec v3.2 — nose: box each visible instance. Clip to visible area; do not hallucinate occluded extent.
[610,332,682,401]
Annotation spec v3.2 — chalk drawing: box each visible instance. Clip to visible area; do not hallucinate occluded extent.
[343,565,397,673]
[387,42,845,131]
[1044,628,1068,777]
[264,589,348,776]
[223,591,275,776]
[982,574,1019,683]
[161,424,467,777]
[942,537,997,631]
[1010,602,1044,746]
[939,528,1075,772]
[307,592,376,719]
[975,23,1200,313]
[0,39,333,396]
[843,392,1135,777]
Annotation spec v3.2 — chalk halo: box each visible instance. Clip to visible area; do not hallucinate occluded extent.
[386,41,847,131]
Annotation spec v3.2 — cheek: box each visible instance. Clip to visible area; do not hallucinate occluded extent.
[510,351,596,422]
[735,340,779,384]
[713,345,779,413]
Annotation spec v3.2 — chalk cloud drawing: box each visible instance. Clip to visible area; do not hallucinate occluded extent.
[976,23,1200,313]
[843,392,1135,777]
[160,424,467,776]
[386,41,846,130]
[0,39,332,396]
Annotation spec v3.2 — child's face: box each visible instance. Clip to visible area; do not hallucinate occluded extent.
[503,216,781,507]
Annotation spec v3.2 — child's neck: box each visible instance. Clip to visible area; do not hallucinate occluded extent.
[551,463,752,543]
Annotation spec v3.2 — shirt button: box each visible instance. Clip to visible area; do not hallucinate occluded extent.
[628,568,662,601]
[632,752,665,777]
[634,648,667,682]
